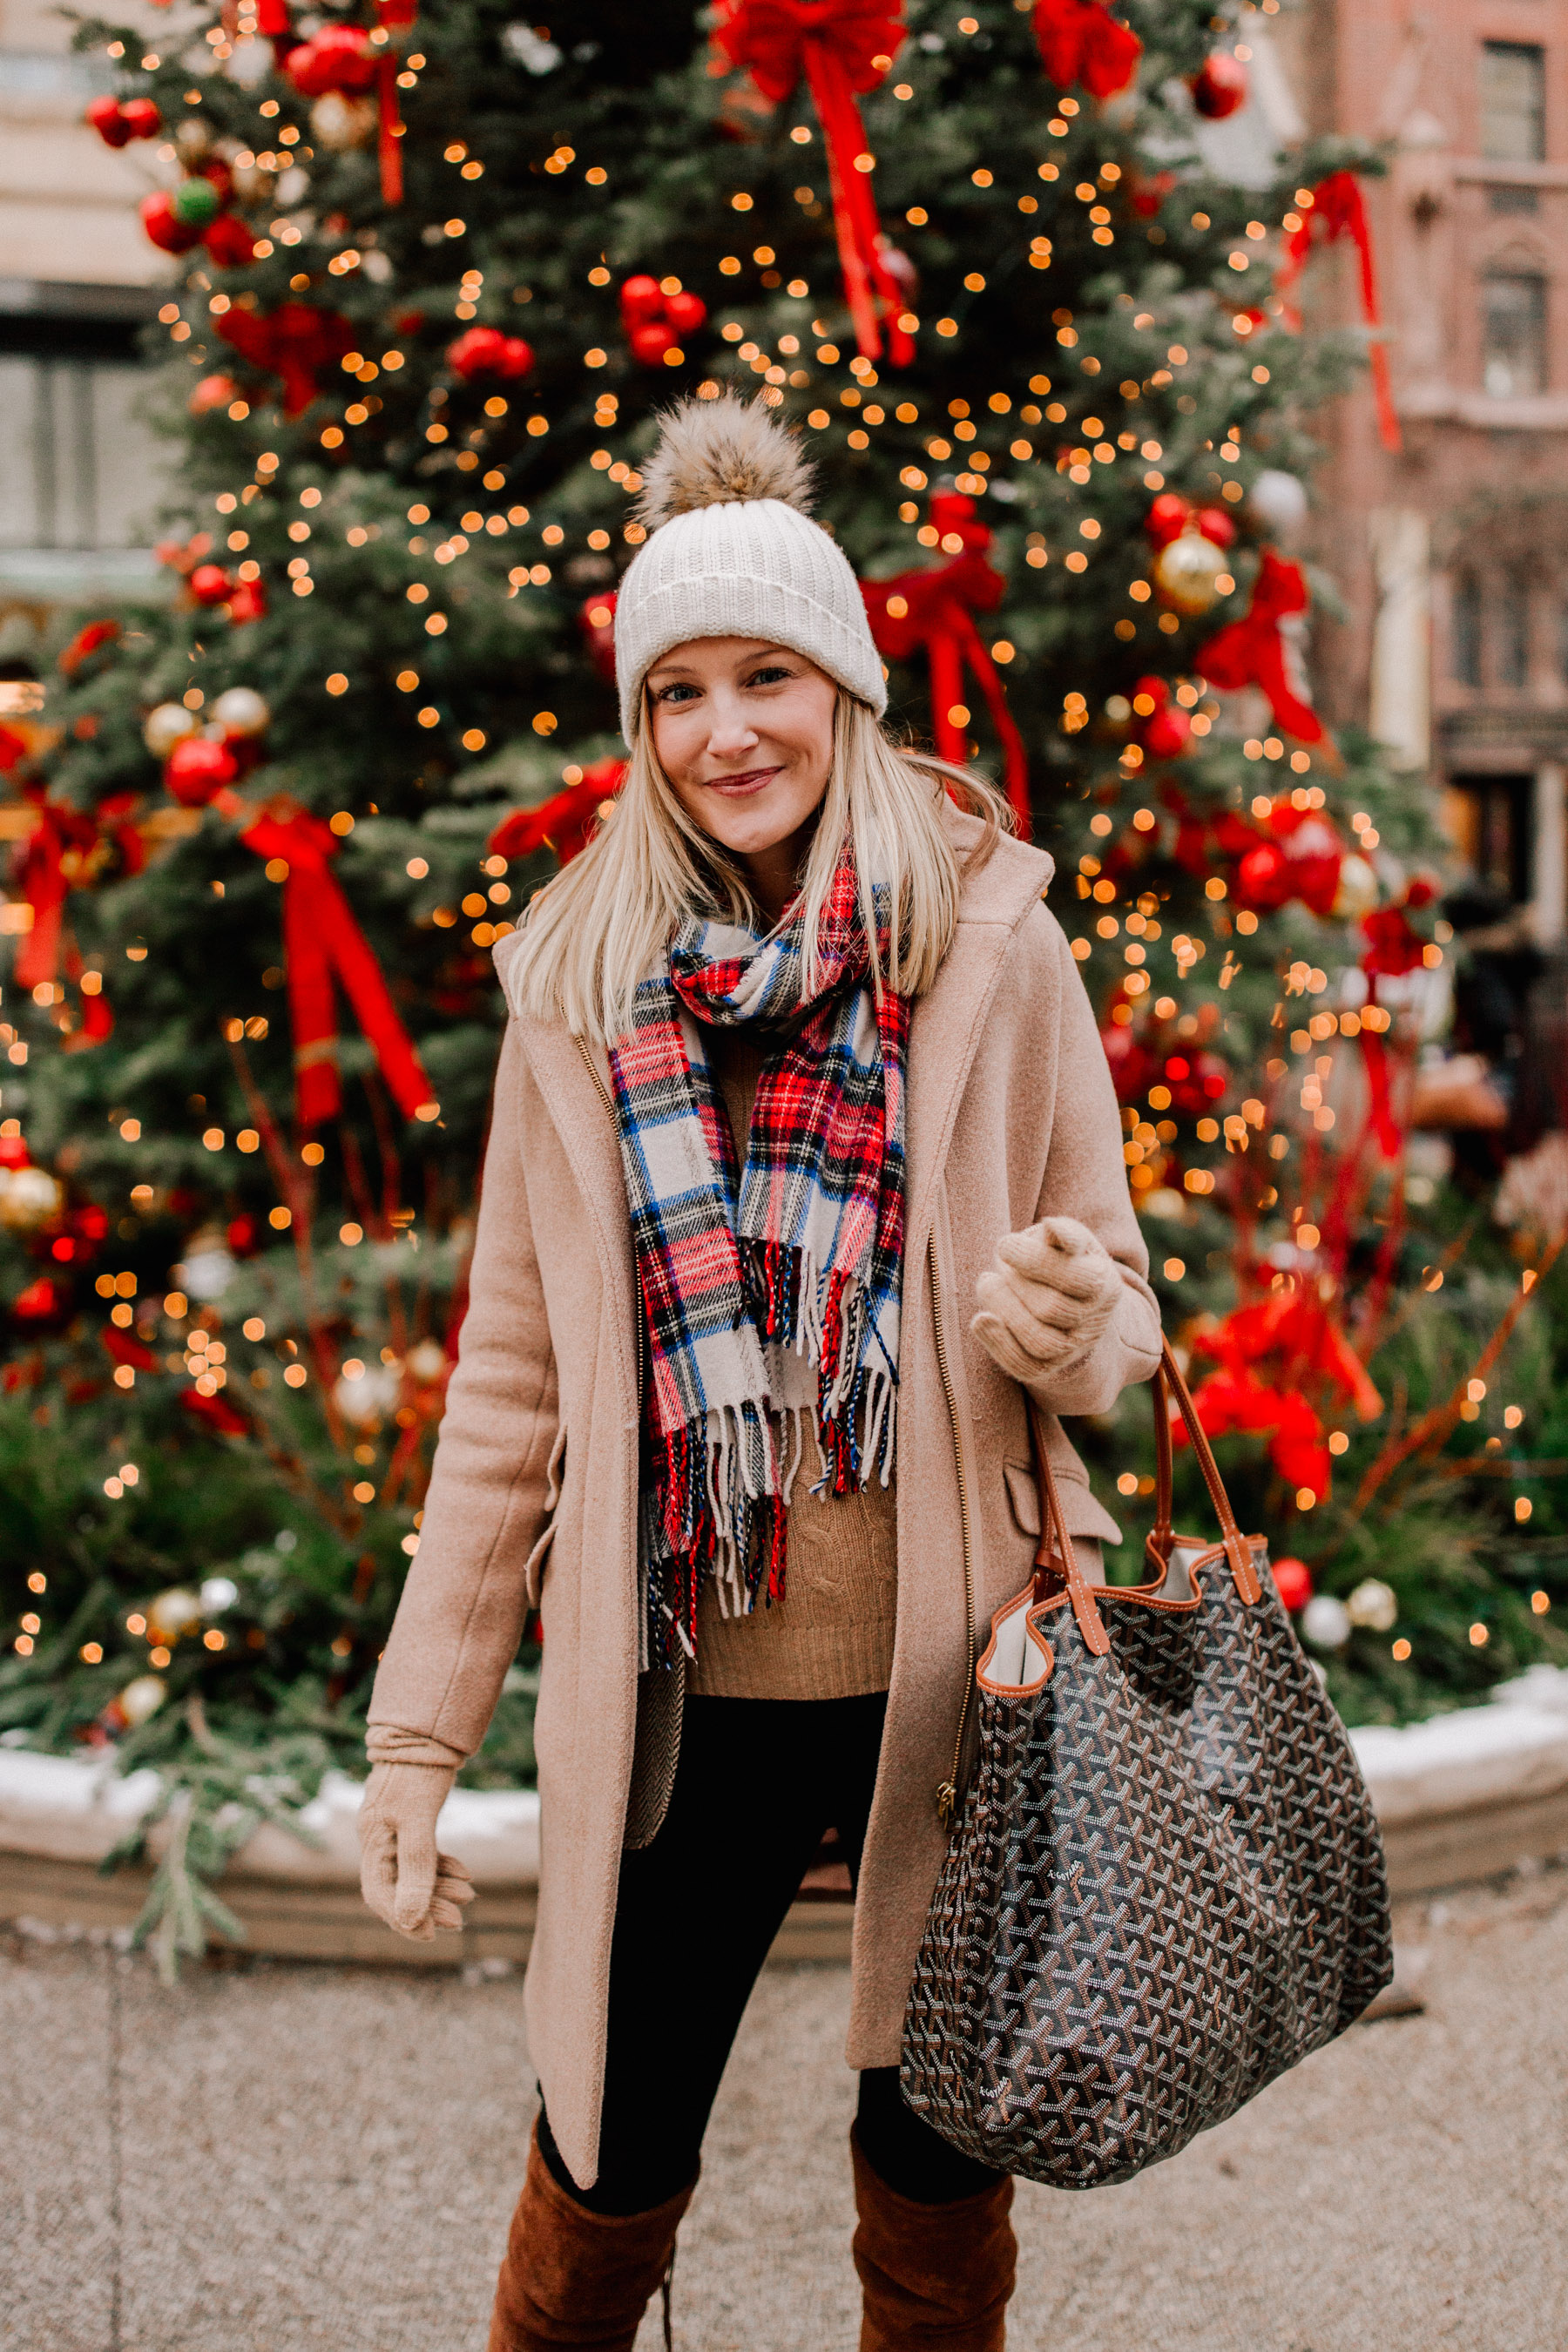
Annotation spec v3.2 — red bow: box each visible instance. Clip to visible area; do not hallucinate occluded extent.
[1195,548,1324,745]
[216,302,357,418]
[489,760,628,868]
[1032,0,1142,98]
[1354,882,1435,1158]
[1178,1281,1385,1504]
[713,1,912,366]
[1277,172,1400,454]
[861,497,1028,832]
[10,788,140,1038]
[195,787,434,1129]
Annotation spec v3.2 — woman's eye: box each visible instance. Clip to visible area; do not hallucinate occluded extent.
[746,666,792,687]
[657,682,700,704]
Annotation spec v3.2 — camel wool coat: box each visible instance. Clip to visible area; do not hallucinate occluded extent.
[367,807,1162,2189]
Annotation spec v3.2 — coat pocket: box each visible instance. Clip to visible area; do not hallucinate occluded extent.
[1004,1458,1122,1547]
[524,1424,569,1605]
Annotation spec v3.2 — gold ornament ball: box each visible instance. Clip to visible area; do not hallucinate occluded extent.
[211,686,271,737]
[1152,531,1227,617]
[174,117,215,166]
[1332,853,1379,923]
[148,1587,205,1641]
[0,1165,64,1232]
[1347,1577,1398,1632]
[310,93,377,151]
[116,1674,167,1727]
[144,702,199,760]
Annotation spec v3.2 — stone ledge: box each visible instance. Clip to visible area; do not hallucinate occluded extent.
[3,1667,1565,1966]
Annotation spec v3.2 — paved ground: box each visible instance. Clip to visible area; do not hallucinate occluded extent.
[3,1873,1566,2352]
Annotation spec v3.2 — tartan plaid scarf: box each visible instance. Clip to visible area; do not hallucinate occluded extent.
[609,840,908,1666]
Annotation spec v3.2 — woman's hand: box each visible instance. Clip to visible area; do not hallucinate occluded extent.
[358,1761,476,1941]
[970,1214,1124,1388]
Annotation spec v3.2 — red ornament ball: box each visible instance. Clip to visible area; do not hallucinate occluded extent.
[1235,838,1291,910]
[1141,706,1191,761]
[1145,492,1191,549]
[447,327,535,382]
[121,98,161,140]
[1193,505,1236,550]
[664,289,708,338]
[618,274,665,326]
[285,25,378,97]
[188,563,234,607]
[140,191,201,256]
[1272,1556,1313,1613]
[629,321,676,366]
[11,1275,65,1327]
[1193,51,1248,118]
[165,735,239,807]
[226,580,268,626]
[203,212,258,270]
[85,96,132,147]
[189,374,241,417]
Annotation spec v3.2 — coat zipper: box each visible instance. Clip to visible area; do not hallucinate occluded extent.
[929,1227,977,1831]
[577,1036,646,1401]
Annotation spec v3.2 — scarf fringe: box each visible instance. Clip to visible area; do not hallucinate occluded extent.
[642,1244,897,1667]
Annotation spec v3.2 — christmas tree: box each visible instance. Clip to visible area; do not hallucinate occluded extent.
[3,0,1564,1962]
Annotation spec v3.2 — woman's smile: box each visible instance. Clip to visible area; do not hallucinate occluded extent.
[696,764,783,799]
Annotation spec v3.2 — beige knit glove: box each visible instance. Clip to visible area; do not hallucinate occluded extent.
[358,1761,476,1942]
[971,1215,1124,1389]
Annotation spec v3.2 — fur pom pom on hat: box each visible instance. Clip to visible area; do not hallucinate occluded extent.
[613,393,887,743]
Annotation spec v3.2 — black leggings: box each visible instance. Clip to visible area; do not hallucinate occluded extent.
[537,1692,1004,2217]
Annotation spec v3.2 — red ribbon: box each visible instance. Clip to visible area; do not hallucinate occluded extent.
[11,789,140,1037]
[1277,171,1400,455]
[216,301,357,418]
[861,496,1029,832]
[1354,887,1434,1159]
[489,759,628,868]
[1032,0,1142,98]
[376,1,417,205]
[209,791,434,1129]
[1195,548,1324,745]
[713,2,913,365]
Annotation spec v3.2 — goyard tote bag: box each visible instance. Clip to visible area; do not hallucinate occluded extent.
[901,1340,1393,2189]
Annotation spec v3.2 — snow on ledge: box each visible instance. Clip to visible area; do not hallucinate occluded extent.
[0,1756,538,1887]
[2,1666,1565,1889]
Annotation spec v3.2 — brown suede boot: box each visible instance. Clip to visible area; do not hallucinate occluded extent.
[851,2127,1016,2351]
[487,2124,697,2352]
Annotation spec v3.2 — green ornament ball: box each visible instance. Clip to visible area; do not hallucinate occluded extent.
[172,176,221,230]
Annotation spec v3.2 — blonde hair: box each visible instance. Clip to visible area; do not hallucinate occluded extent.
[507,694,1010,1044]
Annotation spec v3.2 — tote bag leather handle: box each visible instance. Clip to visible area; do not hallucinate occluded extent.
[1024,1339,1261,1628]
[1024,1396,1112,1654]
[1151,1341,1262,1605]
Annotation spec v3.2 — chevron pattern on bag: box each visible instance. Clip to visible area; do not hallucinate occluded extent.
[901,1539,1394,2190]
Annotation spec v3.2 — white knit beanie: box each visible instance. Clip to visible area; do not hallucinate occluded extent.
[613,394,888,744]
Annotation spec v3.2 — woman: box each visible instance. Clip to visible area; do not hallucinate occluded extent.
[359,395,1160,2349]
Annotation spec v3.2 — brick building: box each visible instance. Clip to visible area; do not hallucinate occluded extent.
[1294,0,1568,950]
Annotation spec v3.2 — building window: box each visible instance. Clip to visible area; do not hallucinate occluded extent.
[0,285,166,597]
[1452,576,1483,685]
[1481,42,1545,163]
[0,356,153,551]
[1482,274,1547,397]
[1497,578,1531,685]
[1443,776,1533,903]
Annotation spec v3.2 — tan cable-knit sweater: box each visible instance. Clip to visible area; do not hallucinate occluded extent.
[688,1028,898,1701]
